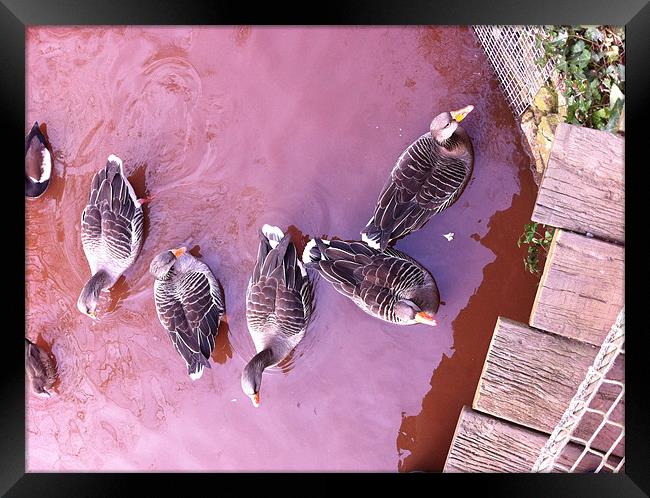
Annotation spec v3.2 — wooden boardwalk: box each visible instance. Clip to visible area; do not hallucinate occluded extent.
[443,123,625,473]
[530,230,624,346]
[531,123,624,244]
[444,407,622,473]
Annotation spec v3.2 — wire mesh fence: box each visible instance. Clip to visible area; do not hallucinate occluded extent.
[532,308,625,473]
[473,25,554,117]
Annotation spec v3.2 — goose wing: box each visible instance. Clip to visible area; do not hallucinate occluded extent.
[246,275,278,336]
[311,240,376,297]
[246,232,285,334]
[81,157,144,273]
[178,265,225,359]
[356,254,424,320]
[154,273,219,376]
[313,240,427,319]
[277,240,313,335]
[247,277,310,338]
[364,133,472,248]
[362,249,427,294]
[247,234,312,337]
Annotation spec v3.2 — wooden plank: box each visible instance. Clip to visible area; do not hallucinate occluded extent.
[443,407,621,473]
[532,123,624,244]
[530,229,624,346]
[473,317,624,457]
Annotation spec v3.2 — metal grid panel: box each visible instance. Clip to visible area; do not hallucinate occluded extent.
[532,308,625,473]
[554,376,625,473]
[473,25,554,116]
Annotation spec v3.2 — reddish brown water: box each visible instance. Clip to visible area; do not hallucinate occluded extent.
[26,26,539,471]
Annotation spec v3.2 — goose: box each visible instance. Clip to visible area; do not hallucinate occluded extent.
[25,122,53,198]
[241,225,314,407]
[303,237,439,326]
[361,105,475,251]
[25,338,57,397]
[150,247,226,380]
[77,154,146,319]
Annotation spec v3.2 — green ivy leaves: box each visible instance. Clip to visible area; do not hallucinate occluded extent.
[517,222,555,274]
[538,25,625,132]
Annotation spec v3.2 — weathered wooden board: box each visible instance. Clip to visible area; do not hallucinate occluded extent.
[530,229,624,346]
[532,123,624,244]
[473,317,624,457]
[443,407,622,473]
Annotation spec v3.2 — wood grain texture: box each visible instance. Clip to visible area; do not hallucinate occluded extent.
[443,407,622,473]
[473,317,623,456]
[530,229,624,346]
[532,123,624,244]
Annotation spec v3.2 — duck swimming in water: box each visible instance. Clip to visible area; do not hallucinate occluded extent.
[241,225,314,407]
[150,247,226,380]
[361,105,475,251]
[303,237,439,326]
[25,122,53,198]
[77,154,146,319]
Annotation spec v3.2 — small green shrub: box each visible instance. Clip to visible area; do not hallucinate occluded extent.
[537,25,625,131]
[517,222,555,274]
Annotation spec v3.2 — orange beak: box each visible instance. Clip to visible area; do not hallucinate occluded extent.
[415,311,437,326]
[172,247,187,258]
[250,392,260,407]
[450,104,474,123]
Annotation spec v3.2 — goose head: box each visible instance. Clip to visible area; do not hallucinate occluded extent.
[395,299,437,326]
[149,247,187,280]
[77,286,99,320]
[241,348,276,408]
[77,269,112,319]
[395,280,441,327]
[241,366,261,408]
[430,105,474,143]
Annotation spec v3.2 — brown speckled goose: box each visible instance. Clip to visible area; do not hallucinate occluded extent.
[361,105,475,251]
[25,338,57,397]
[25,122,53,198]
[303,238,439,326]
[241,225,314,407]
[77,155,145,319]
[150,247,226,380]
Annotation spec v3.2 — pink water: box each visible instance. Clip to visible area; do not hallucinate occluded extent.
[26,26,539,471]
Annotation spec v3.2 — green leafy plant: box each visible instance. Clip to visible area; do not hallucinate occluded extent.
[537,25,624,131]
[517,222,555,274]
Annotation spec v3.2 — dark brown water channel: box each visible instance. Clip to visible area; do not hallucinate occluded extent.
[26,26,539,471]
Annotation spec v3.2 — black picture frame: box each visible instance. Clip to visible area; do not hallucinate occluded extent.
[4,0,647,495]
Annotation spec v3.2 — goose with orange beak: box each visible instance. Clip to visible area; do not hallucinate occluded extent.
[150,246,226,380]
[362,104,475,251]
[241,225,314,408]
[450,104,474,123]
[77,154,146,320]
[303,238,440,327]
